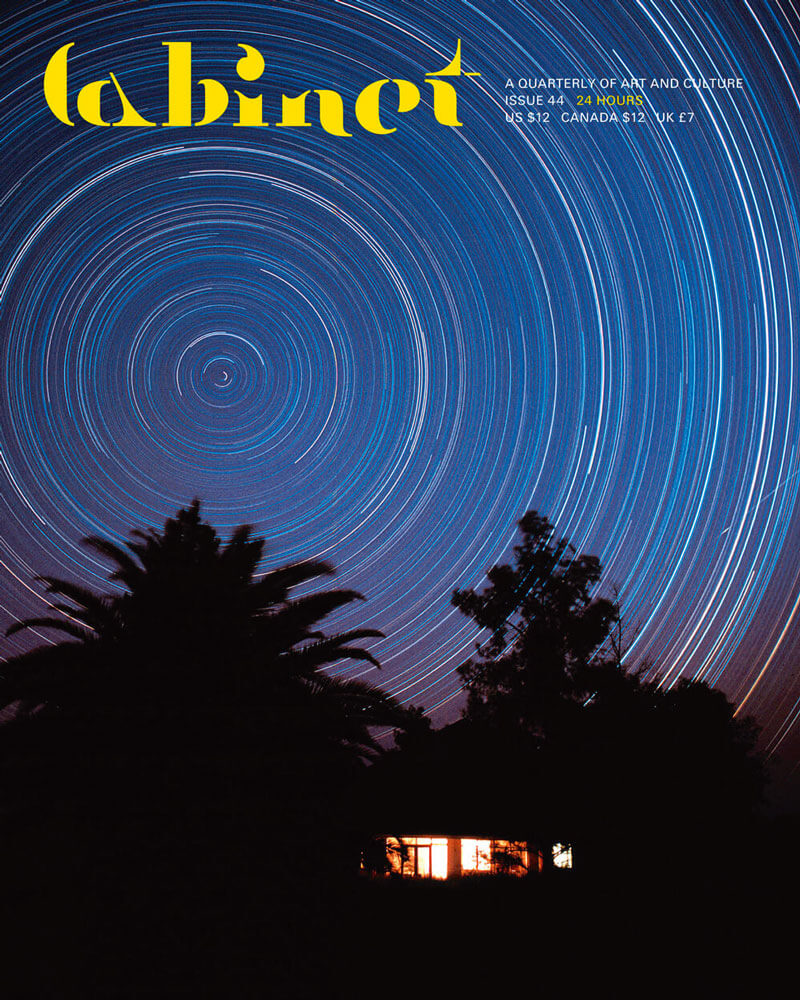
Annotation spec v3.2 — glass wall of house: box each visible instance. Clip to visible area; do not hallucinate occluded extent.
[384,836,533,878]
[489,839,530,876]
[386,836,449,879]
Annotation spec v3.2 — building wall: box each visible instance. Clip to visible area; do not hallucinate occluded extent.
[378,835,542,879]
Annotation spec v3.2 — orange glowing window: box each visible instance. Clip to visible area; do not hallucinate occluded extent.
[461,838,492,872]
[387,837,448,878]
[492,840,529,875]
[430,839,448,879]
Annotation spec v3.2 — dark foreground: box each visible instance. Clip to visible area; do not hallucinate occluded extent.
[2,856,796,999]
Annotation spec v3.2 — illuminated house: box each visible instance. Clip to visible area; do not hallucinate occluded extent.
[359,721,575,880]
[368,835,572,879]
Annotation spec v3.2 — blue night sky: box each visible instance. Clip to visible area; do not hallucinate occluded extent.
[2,1,800,786]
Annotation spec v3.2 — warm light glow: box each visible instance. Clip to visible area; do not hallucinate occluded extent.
[492,840,529,876]
[461,838,492,872]
[384,836,536,878]
[553,843,573,869]
[387,836,448,878]
[431,840,448,879]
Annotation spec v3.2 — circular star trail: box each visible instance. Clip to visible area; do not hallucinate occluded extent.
[2,1,800,773]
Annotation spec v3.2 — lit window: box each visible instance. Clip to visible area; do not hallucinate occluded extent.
[387,837,448,878]
[553,843,573,869]
[385,837,407,875]
[431,839,448,879]
[492,840,529,876]
[461,838,492,872]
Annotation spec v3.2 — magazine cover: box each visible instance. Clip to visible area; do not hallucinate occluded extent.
[1,0,798,994]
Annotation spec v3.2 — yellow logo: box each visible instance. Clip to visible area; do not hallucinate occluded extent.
[44,40,479,133]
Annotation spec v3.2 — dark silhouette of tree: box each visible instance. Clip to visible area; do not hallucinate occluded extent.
[452,510,618,738]
[0,500,424,958]
[554,662,766,876]
[451,510,766,877]
[2,500,408,761]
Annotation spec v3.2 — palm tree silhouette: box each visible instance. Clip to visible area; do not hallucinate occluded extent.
[0,504,416,959]
[3,500,406,761]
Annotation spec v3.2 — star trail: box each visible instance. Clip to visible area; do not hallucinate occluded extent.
[2,1,800,778]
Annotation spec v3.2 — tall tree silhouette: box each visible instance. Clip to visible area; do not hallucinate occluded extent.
[0,504,417,990]
[452,510,765,875]
[452,510,618,737]
[3,500,406,760]
[0,499,425,938]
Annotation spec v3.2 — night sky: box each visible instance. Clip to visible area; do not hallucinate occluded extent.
[2,1,800,784]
